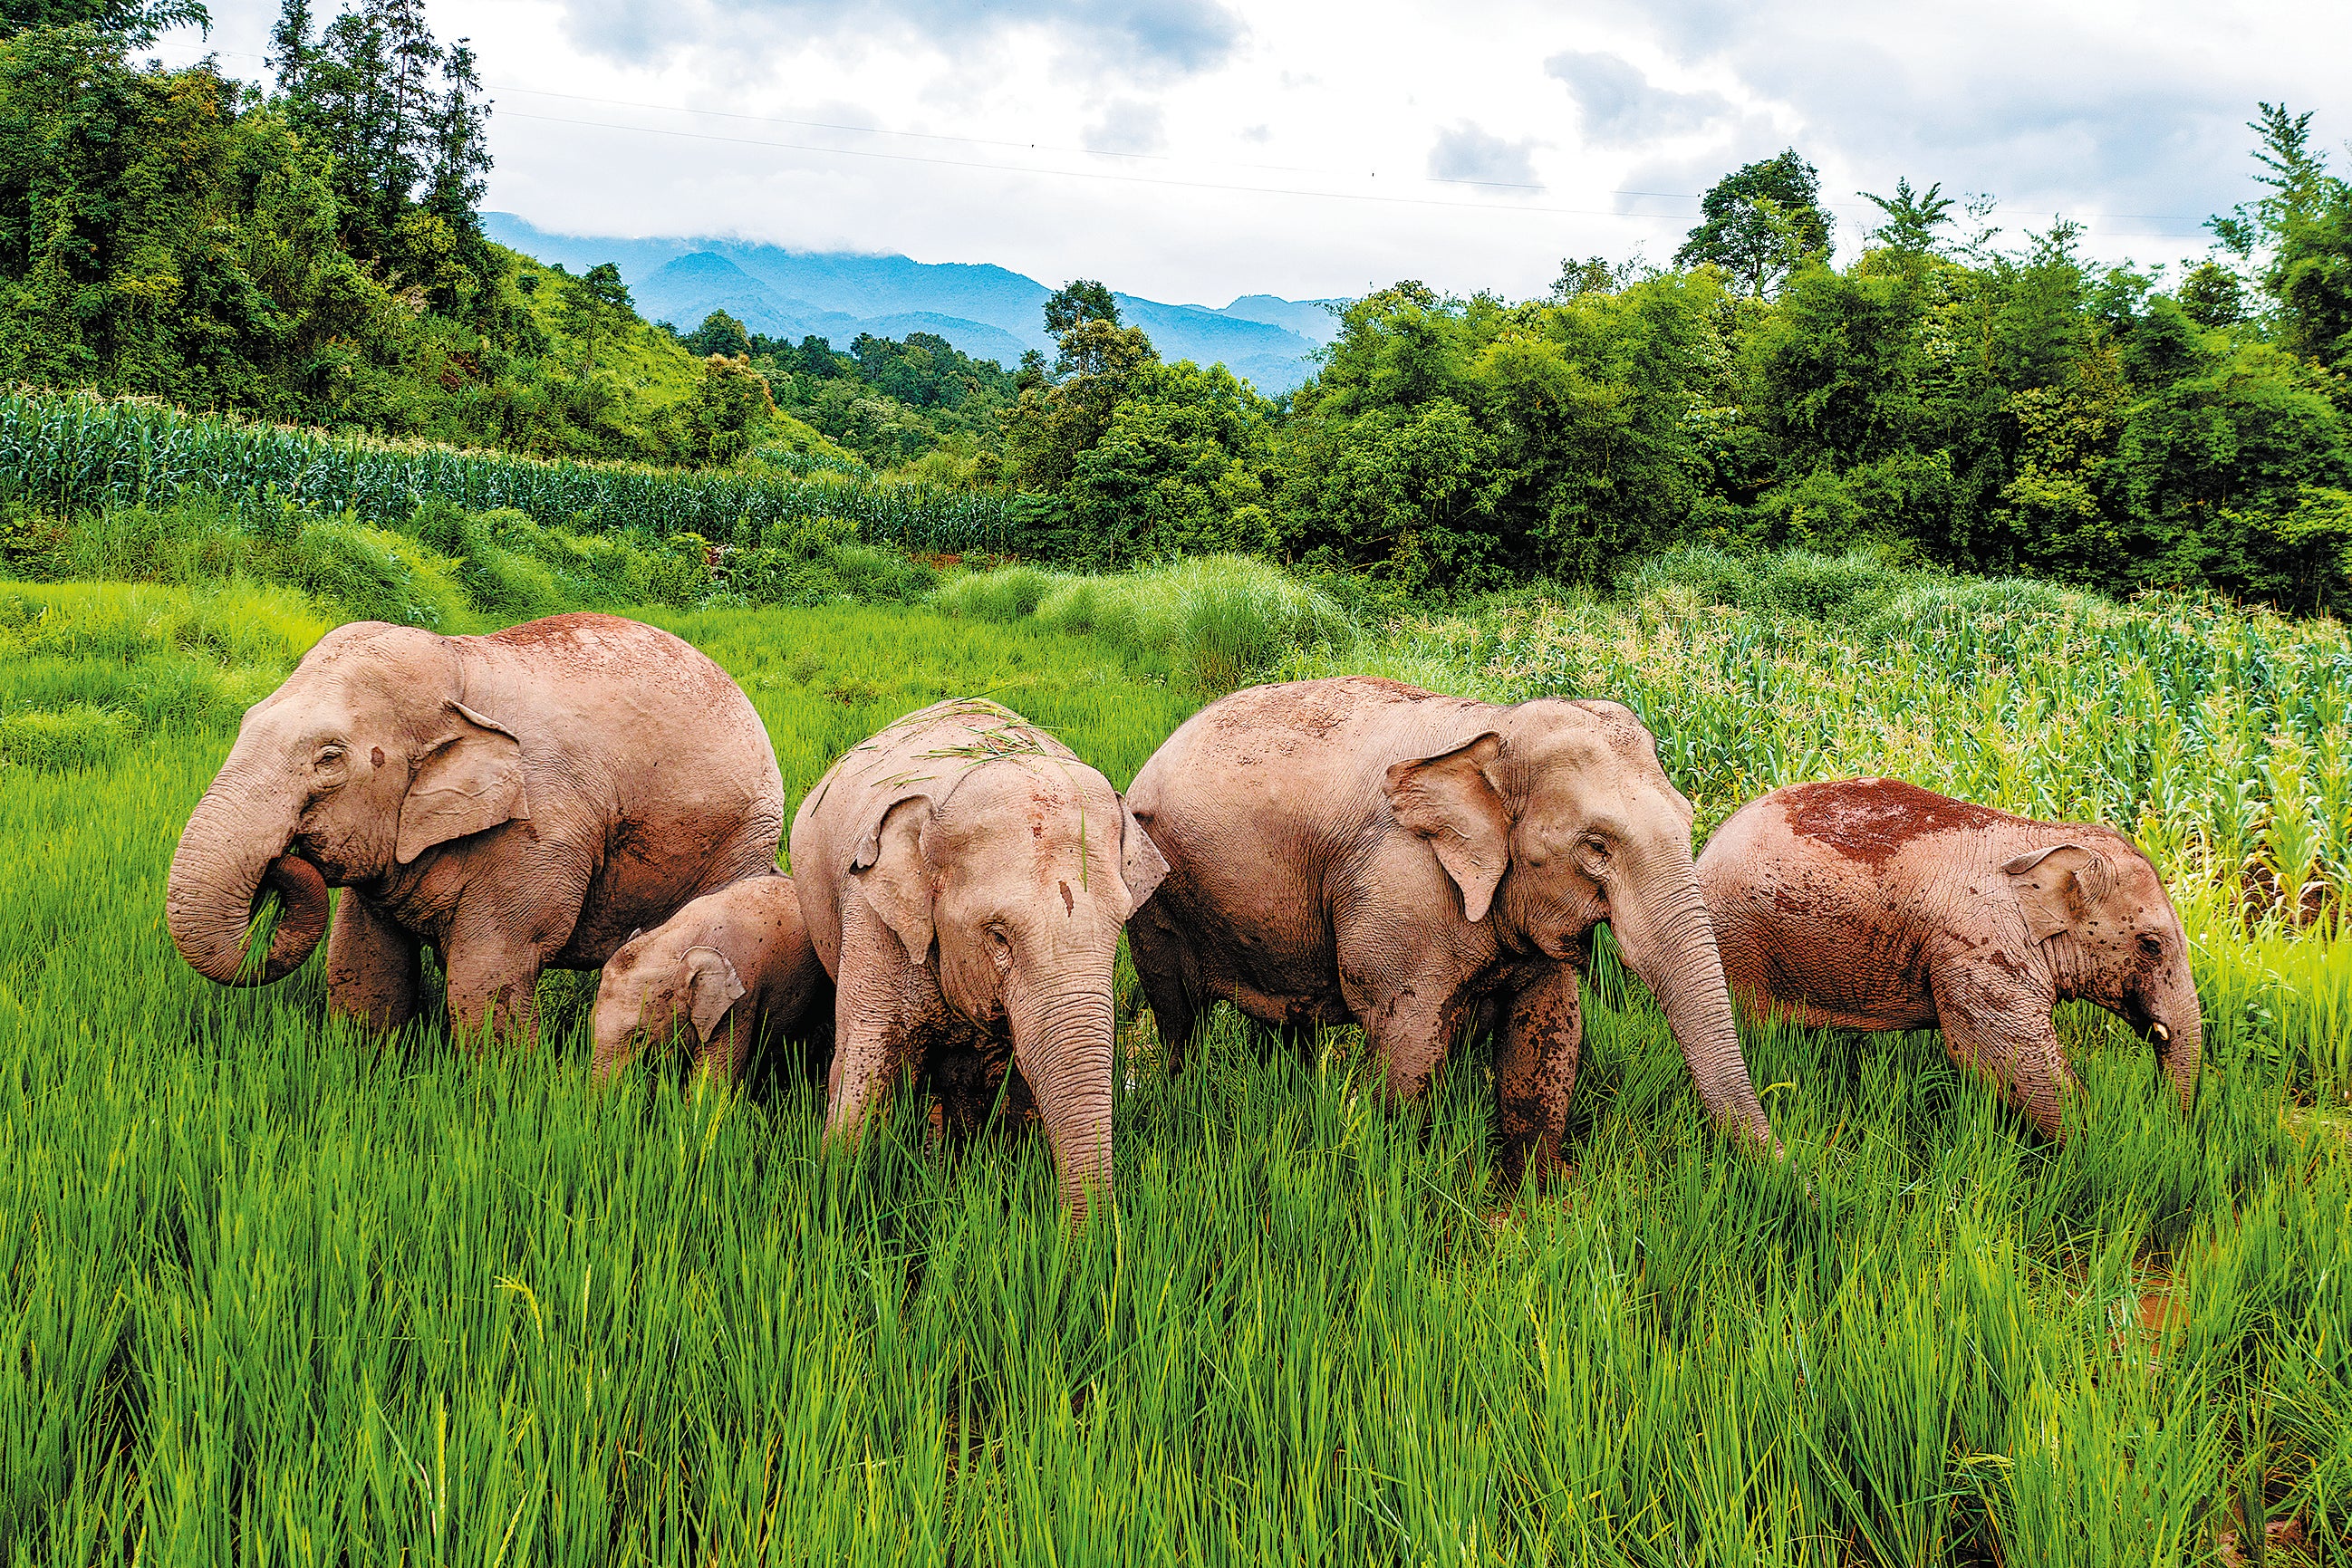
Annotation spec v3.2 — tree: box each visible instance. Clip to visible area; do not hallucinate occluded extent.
[1675,149,1835,297]
[681,309,751,358]
[1859,178,1953,256]
[1,0,205,46]
[564,263,633,374]
[2211,102,2352,378]
[1004,282,1158,493]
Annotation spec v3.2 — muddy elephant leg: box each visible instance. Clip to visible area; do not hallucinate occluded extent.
[1127,906,1199,1073]
[1494,965,1584,1186]
[441,901,555,1047]
[1931,965,2075,1140]
[323,889,421,1032]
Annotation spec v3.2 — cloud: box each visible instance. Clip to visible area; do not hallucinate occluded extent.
[555,0,1246,79]
[1086,100,1167,154]
[1427,122,1544,191]
[1545,51,1731,147]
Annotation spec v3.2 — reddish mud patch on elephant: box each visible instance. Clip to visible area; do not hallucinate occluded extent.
[483,611,616,649]
[1785,778,2010,871]
[1345,677,1437,701]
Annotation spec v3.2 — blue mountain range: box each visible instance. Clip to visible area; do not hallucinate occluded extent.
[484,213,1344,395]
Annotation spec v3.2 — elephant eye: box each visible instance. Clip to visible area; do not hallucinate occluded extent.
[985,925,1014,965]
[314,745,345,766]
[1581,833,1611,861]
[2137,933,2164,958]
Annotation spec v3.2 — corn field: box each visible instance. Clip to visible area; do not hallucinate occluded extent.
[0,390,1020,552]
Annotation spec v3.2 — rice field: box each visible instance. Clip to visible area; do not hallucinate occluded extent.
[1,553,2348,1563]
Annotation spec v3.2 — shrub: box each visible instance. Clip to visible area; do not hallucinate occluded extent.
[932,564,1061,622]
[0,705,136,769]
[282,521,470,630]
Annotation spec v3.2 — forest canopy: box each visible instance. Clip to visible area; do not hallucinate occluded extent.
[0,0,2347,612]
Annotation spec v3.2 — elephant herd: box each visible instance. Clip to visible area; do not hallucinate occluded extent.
[167,611,2203,1216]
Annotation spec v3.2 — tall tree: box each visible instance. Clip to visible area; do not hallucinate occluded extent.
[2212,102,2352,377]
[1674,149,1835,297]
[0,0,205,46]
[1859,178,1954,256]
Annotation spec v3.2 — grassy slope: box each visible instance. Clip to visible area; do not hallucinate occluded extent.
[0,567,2347,1563]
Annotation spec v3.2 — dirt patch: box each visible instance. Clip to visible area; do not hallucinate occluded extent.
[1345,677,1436,701]
[1784,777,2011,871]
[482,611,617,649]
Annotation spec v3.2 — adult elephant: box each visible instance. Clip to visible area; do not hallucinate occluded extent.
[1696,777,2203,1137]
[1126,677,1777,1180]
[166,612,784,1038]
[791,697,1166,1217]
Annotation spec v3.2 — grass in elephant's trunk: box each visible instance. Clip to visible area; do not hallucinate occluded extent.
[236,887,286,986]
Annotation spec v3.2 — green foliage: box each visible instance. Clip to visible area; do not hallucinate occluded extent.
[0,389,1022,553]
[1673,147,1837,297]
[940,553,1352,688]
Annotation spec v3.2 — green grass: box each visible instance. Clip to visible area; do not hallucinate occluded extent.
[1,563,2348,1563]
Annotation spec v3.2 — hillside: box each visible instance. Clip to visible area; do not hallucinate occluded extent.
[486,213,1342,393]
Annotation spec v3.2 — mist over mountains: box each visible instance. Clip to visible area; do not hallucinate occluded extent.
[484,215,1343,394]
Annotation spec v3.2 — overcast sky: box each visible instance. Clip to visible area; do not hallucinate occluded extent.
[159,0,2351,309]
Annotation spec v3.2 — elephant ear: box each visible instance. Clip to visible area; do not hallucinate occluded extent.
[681,945,747,1044]
[2003,843,2116,943]
[1383,732,1510,923]
[1117,795,1171,915]
[851,794,937,966]
[396,701,530,865]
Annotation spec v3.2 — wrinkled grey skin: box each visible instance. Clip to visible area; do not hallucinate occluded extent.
[790,699,1168,1217]
[167,613,785,1040]
[1697,777,2203,1138]
[591,872,832,1083]
[1126,677,1776,1181]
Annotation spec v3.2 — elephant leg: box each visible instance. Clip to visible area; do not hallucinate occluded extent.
[1931,965,2074,1139]
[442,919,546,1047]
[1127,906,1200,1072]
[1494,965,1584,1186]
[700,1005,757,1084]
[323,889,421,1032]
[1343,959,1472,1104]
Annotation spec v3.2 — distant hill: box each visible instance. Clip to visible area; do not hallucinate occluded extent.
[485,214,1345,395]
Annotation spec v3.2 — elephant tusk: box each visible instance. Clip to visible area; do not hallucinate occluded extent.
[2152,1022,2171,1044]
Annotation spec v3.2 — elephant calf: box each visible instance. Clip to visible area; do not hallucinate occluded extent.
[591,873,831,1083]
[790,698,1167,1217]
[1696,777,2203,1137]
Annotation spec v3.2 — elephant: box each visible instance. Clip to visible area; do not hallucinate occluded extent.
[167,612,786,1040]
[790,697,1168,1217]
[1694,777,2203,1137]
[1124,676,1778,1181]
[591,872,832,1083]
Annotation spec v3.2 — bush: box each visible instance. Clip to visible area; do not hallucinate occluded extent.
[932,564,1061,622]
[946,554,1354,689]
[282,521,471,630]
[0,705,136,769]
[1625,544,1906,624]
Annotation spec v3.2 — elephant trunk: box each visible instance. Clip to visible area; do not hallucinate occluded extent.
[2153,980,2204,1115]
[165,771,331,986]
[1611,869,1778,1153]
[1007,970,1117,1220]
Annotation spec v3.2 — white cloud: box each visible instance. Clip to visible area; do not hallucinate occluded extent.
[1427,122,1545,191]
[157,0,2352,306]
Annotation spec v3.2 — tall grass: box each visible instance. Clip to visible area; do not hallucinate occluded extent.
[937,553,1354,688]
[1,561,2347,1561]
[0,388,1018,553]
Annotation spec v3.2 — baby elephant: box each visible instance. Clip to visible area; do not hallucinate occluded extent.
[590,873,830,1083]
[1697,778,2203,1137]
